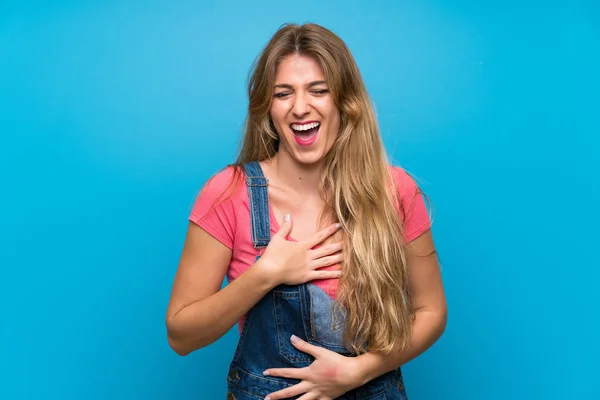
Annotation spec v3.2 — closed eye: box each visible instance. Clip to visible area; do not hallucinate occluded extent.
[273,89,328,99]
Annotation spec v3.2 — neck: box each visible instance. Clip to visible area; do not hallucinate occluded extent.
[270,151,323,195]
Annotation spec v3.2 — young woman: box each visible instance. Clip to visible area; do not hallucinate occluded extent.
[166,23,447,400]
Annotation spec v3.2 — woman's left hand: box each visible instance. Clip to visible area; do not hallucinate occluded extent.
[263,335,363,400]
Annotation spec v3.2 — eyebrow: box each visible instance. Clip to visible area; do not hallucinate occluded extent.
[274,80,328,90]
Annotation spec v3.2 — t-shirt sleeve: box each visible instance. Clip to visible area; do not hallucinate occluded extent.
[189,167,238,249]
[391,166,432,243]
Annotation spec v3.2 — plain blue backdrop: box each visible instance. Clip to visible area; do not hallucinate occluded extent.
[1,0,598,399]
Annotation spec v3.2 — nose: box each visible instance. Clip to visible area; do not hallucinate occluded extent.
[292,92,310,118]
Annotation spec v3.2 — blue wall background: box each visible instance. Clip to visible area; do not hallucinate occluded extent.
[1,1,598,399]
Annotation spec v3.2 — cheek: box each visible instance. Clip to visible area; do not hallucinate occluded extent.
[269,113,291,141]
[270,105,288,128]
[268,112,281,131]
[326,109,341,135]
[319,102,340,128]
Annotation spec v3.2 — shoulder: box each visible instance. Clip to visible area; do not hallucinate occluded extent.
[199,165,245,199]
[388,165,422,198]
[203,165,242,190]
[190,165,247,249]
[387,164,432,240]
[192,165,247,214]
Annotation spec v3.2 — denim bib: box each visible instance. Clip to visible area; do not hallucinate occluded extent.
[225,161,407,400]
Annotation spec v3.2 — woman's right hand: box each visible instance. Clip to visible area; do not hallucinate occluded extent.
[256,214,344,287]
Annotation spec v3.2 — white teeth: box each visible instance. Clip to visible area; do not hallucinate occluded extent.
[291,122,320,131]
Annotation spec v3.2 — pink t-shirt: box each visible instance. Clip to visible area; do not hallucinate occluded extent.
[189,165,431,329]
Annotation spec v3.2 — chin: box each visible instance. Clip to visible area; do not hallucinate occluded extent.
[291,149,329,166]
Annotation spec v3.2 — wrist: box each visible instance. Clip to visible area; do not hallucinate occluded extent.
[347,355,371,388]
[251,258,280,291]
[349,353,384,387]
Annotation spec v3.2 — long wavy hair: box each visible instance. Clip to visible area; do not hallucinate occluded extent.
[227,23,418,354]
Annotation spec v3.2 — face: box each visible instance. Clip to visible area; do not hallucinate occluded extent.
[269,54,341,166]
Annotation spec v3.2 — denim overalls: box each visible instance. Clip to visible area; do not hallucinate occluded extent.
[225,162,408,400]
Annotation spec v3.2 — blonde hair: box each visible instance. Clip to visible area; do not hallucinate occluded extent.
[232,23,417,354]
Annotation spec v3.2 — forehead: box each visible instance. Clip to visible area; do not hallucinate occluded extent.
[275,54,326,84]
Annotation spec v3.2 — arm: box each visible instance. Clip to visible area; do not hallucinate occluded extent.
[352,229,447,383]
[262,228,446,400]
[165,222,274,356]
[166,218,344,356]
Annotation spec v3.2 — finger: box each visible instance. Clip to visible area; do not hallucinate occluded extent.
[290,335,323,358]
[310,241,344,259]
[275,213,293,239]
[306,223,342,248]
[312,269,343,280]
[297,393,319,400]
[312,253,344,269]
[266,381,311,400]
[263,366,309,380]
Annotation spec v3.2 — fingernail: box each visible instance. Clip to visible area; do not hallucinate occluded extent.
[263,370,270,376]
[265,397,271,400]
[284,214,291,222]
[290,334,299,344]
[335,223,342,229]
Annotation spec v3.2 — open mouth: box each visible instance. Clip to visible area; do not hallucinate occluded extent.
[290,121,320,146]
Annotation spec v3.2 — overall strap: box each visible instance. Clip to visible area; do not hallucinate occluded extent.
[243,161,271,248]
